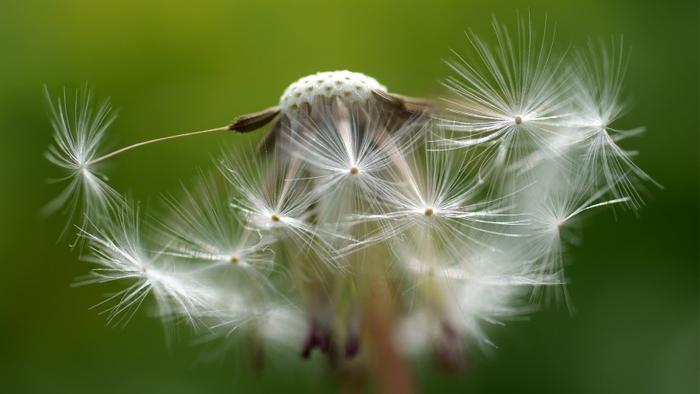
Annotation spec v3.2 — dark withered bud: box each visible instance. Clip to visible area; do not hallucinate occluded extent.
[301,318,336,361]
[434,319,466,373]
[345,319,361,358]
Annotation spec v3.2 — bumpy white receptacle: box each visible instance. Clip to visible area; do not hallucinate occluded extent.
[279,71,387,113]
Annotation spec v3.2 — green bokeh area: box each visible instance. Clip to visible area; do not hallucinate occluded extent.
[0,0,697,393]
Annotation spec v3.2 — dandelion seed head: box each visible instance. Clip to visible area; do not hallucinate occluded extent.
[280,70,386,113]
[48,14,654,372]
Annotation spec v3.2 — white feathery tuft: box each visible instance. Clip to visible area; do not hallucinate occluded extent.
[77,204,219,327]
[44,86,122,236]
[439,15,573,171]
[570,38,659,208]
[218,149,345,269]
[347,142,526,256]
[159,172,275,277]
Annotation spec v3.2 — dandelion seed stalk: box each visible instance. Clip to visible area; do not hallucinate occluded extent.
[85,125,230,166]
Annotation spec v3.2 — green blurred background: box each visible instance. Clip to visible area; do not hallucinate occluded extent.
[0,0,697,393]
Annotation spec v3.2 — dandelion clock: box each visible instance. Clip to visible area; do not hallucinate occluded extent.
[44,15,656,392]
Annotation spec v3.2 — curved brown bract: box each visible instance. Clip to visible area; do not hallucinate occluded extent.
[228,105,281,132]
[228,89,435,155]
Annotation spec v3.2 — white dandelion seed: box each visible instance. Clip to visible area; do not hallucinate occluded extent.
[445,257,545,347]
[279,95,430,254]
[77,203,218,327]
[281,97,426,214]
[221,152,315,232]
[44,86,123,235]
[219,149,347,270]
[524,178,631,283]
[159,172,275,276]
[571,38,659,208]
[348,143,526,256]
[396,243,559,361]
[439,16,575,179]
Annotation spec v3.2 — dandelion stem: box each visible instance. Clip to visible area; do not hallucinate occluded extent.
[85,126,229,166]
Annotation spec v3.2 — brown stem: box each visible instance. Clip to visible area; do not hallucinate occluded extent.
[363,273,417,394]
